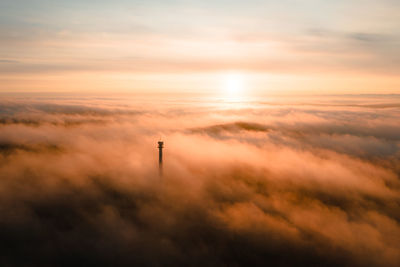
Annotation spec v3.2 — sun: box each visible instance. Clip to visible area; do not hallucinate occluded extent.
[221,73,245,98]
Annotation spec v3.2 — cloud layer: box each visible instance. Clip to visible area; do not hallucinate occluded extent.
[0,95,399,266]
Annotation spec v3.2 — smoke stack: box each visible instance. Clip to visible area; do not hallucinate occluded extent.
[158,141,164,176]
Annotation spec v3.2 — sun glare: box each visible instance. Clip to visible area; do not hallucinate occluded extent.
[222,73,245,98]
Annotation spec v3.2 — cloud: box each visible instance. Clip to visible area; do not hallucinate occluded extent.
[0,59,19,63]
[293,28,400,75]
[0,96,399,266]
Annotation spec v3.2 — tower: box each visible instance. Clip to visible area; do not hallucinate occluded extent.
[158,141,164,175]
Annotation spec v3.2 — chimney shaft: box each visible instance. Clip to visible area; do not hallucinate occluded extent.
[158,141,164,175]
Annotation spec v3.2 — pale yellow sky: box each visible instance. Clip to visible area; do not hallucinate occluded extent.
[0,0,399,95]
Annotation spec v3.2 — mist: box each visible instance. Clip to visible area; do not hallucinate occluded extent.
[0,94,399,266]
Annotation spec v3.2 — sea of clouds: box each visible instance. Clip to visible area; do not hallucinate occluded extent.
[0,94,399,266]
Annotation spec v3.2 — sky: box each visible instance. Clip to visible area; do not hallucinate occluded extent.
[0,0,399,95]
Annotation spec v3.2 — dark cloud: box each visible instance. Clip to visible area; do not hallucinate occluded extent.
[0,101,143,129]
[0,142,62,155]
[348,33,389,43]
[0,59,19,63]
[190,121,270,135]
[0,96,399,266]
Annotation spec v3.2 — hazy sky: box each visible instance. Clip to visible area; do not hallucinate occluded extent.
[0,0,399,94]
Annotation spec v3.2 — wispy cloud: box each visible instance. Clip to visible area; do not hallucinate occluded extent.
[1,0,399,93]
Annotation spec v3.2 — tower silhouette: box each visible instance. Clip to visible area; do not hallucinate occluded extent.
[158,141,164,176]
